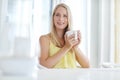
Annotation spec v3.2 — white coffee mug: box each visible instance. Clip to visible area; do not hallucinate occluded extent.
[66,30,78,40]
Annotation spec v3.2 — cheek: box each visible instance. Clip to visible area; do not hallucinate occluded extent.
[53,17,58,23]
[53,17,56,23]
[65,20,68,24]
[65,18,68,22]
[53,19,58,27]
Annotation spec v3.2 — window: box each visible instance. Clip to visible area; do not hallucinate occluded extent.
[0,0,34,57]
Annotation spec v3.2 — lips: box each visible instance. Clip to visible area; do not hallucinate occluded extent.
[57,22,64,25]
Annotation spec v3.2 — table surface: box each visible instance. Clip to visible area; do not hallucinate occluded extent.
[38,68,120,80]
[1,68,120,80]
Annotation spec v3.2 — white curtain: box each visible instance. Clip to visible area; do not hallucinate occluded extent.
[90,0,115,68]
[0,0,34,58]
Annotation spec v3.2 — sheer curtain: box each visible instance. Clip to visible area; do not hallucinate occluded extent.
[32,0,51,57]
[0,0,34,58]
[89,0,115,68]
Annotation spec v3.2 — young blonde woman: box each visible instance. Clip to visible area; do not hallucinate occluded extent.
[39,3,90,68]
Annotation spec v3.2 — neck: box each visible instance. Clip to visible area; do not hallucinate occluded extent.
[56,29,65,39]
[56,29,65,47]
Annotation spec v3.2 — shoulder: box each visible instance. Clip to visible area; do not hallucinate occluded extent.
[39,34,47,40]
[39,33,50,44]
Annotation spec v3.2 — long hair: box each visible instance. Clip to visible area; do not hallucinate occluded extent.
[50,3,73,47]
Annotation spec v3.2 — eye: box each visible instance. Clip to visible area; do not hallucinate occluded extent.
[55,13,60,17]
[63,14,67,18]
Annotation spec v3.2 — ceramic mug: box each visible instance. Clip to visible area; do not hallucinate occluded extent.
[66,30,78,40]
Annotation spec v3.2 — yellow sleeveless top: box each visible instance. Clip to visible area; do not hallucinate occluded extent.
[49,41,77,68]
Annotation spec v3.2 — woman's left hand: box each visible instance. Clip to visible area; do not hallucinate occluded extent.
[73,30,81,48]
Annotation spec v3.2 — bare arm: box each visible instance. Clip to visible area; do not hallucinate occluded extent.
[73,30,90,68]
[74,47,90,68]
[39,35,71,68]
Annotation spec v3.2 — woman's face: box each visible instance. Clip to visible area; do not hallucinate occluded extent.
[53,6,68,30]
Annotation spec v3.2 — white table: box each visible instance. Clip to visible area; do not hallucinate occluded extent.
[1,68,120,80]
[0,76,36,80]
[38,68,120,80]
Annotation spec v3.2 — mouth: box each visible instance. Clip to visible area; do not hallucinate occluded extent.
[57,22,64,25]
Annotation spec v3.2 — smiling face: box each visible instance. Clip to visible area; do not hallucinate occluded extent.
[53,6,68,30]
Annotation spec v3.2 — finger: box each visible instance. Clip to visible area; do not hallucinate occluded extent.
[64,34,68,42]
[72,40,79,45]
[78,32,81,39]
[70,38,78,44]
[69,38,74,42]
[68,34,75,39]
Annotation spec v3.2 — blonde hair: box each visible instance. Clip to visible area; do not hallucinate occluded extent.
[50,3,72,47]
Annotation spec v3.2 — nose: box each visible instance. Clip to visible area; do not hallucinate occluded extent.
[59,16,64,21]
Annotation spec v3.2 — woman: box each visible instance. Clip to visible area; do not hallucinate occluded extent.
[39,3,90,68]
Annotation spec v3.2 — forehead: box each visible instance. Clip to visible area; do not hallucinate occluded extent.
[55,6,67,14]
